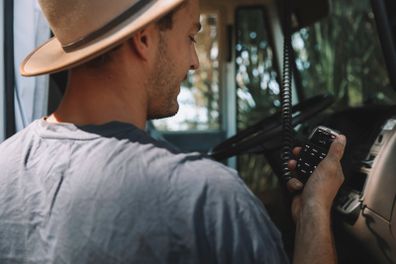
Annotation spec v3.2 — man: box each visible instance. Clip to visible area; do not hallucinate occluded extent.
[0,0,346,263]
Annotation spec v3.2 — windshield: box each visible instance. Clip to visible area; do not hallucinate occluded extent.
[292,0,395,108]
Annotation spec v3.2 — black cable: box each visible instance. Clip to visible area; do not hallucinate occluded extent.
[4,0,16,138]
[281,0,293,182]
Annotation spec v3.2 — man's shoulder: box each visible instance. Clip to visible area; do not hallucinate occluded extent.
[140,145,241,186]
[163,155,289,263]
[109,128,239,183]
[161,155,257,208]
[173,156,242,187]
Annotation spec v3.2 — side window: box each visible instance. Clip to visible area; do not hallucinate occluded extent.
[235,7,281,192]
[292,0,394,107]
[0,0,5,141]
[153,13,220,131]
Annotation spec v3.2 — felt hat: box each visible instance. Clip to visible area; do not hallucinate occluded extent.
[20,0,185,76]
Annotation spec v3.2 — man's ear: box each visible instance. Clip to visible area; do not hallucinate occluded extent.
[129,25,158,61]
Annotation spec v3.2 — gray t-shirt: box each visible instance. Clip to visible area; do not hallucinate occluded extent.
[0,119,288,263]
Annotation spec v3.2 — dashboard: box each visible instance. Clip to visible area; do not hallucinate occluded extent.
[328,107,396,263]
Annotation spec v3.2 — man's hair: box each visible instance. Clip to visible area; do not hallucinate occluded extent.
[156,2,186,31]
[156,10,175,31]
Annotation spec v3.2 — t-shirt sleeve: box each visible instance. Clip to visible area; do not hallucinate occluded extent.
[181,160,290,264]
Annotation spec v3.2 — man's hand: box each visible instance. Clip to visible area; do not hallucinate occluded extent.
[286,135,347,264]
[287,134,346,221]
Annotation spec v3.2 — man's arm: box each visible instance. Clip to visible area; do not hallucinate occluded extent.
[293,199,337,263]
[288,135,346,264]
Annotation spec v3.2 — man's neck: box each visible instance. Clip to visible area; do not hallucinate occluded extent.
[48,58,149,129]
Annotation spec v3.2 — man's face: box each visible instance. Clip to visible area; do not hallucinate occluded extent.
[147,0,201,120]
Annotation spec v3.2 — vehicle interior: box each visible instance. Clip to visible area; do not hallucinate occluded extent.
[1,0,396,263]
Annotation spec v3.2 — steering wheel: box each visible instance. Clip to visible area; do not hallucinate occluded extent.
[208,94,335,160]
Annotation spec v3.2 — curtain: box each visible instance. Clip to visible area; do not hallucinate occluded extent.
[13,0,50,131]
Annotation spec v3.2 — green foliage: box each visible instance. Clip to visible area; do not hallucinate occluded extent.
[236,0,393,194]
[235,8,281,192]
[293,0,394,107]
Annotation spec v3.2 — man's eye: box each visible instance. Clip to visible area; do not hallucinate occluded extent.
[189,36,197,43]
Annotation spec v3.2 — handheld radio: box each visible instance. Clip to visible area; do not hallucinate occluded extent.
[296,126,340,183]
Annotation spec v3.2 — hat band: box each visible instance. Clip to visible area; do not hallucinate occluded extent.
[62,0,152,52]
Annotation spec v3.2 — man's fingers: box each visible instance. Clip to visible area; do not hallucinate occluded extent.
[288,159,297,170]
[327,135,347,161]
[287,178,303,192]
[292,146,302,157]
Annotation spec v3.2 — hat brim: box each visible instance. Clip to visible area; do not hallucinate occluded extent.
[21,0,184,77]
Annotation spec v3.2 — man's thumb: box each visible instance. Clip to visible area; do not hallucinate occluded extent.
[327,134,347,161]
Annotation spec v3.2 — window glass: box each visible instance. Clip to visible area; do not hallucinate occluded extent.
[153,13,220,131]
[235,7,281,193]
[0,1,4,141]
[292,0,395,107]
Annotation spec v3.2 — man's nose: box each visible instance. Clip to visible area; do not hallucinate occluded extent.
[190,47,200,70]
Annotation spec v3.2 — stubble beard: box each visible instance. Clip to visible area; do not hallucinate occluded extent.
[147,34,181,120]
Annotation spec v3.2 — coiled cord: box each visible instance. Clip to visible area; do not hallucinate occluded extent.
[281,0,293,182]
